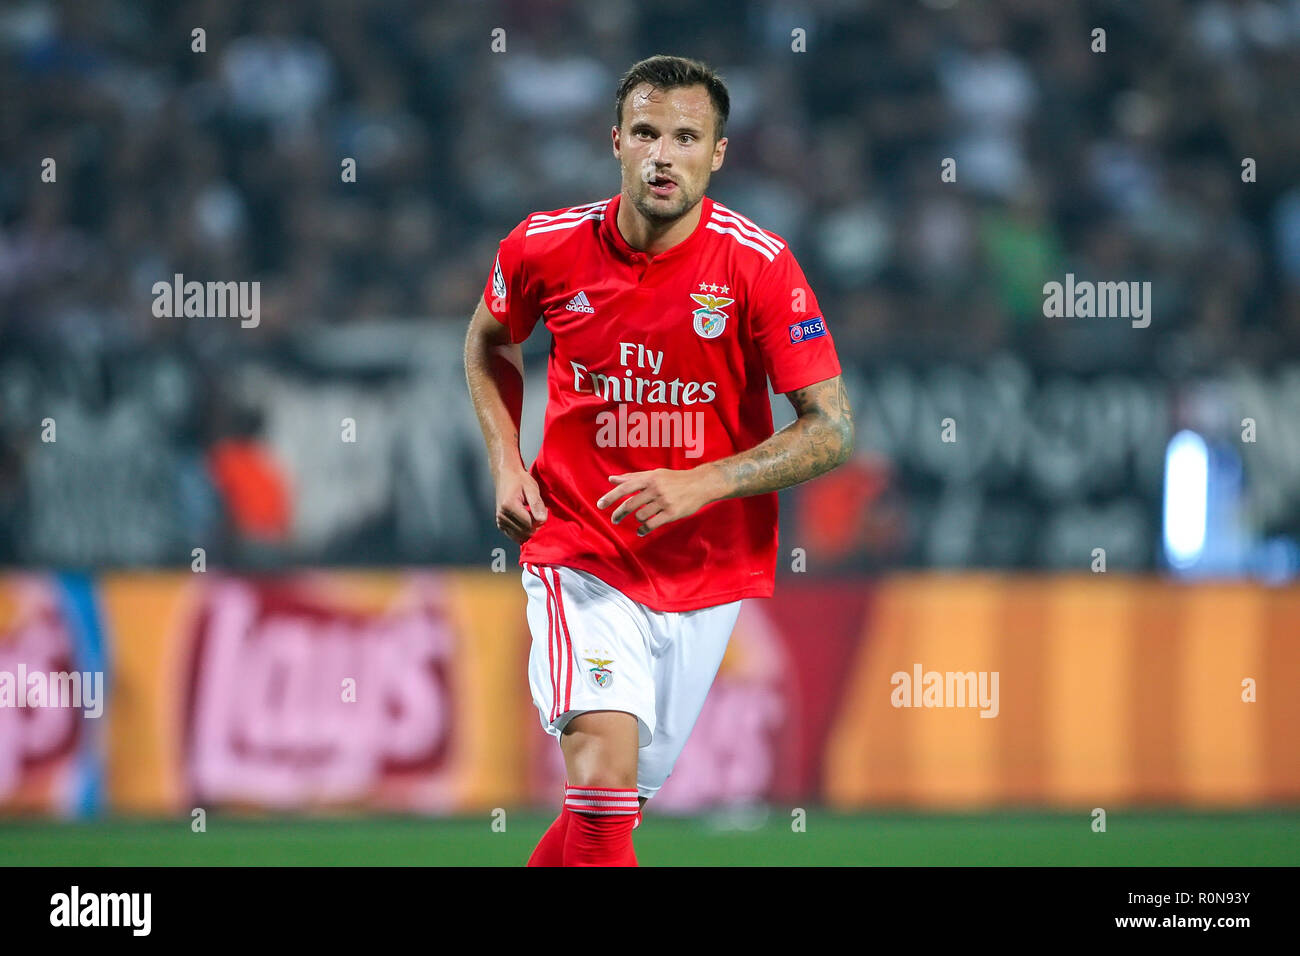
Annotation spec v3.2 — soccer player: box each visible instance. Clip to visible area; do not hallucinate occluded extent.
[464,54,853,866]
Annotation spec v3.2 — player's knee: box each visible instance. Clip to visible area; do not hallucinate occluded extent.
[569,776,637,795]
[560,710,639,789]
[564,749,637,790]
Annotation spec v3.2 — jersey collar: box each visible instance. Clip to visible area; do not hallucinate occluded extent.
[601,192,714,263]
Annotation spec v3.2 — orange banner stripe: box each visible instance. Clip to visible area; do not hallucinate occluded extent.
[1180,585,1264,805]
[1130,582,1183,802]
[1043,576,1135,806]
[1264,588,1300,800]
[823,573,917,805]
[908,574,1001,807]
[997,577,1050,803]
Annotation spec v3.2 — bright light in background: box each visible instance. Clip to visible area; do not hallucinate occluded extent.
[1163,430,1208,569]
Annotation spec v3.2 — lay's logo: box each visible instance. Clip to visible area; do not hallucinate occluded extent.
[789,317,826,344]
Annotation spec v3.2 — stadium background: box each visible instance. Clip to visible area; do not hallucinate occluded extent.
[2,0,1298,865]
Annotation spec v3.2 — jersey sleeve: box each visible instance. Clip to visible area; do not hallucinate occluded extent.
[483,217,543,343]
[748,246,842,394]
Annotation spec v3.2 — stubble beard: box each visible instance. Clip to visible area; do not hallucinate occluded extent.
[628,180,698,225]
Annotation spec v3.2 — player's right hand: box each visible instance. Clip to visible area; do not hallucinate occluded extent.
[495,467,548,543]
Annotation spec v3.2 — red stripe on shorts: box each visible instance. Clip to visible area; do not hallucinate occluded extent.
[548,567,574,716]
[526,563,559,722]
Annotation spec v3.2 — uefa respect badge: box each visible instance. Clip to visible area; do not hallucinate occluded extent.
[789,316,827,344]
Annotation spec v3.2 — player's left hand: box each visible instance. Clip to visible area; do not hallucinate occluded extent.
[598,467,719,536]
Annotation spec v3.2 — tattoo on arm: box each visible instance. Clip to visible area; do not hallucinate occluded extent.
[710,376,854,500]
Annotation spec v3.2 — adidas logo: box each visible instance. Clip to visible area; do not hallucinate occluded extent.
[565,291,595,314]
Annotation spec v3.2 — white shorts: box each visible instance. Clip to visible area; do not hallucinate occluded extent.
[522,563,741,799]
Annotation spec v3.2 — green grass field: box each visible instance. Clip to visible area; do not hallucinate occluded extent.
[1,809,1297,866]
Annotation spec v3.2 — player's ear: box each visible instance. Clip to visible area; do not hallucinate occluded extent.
[711,136,727,173]
[611,126,621,159]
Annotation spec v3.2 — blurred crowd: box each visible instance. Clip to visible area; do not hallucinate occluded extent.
[4,0,1300,370]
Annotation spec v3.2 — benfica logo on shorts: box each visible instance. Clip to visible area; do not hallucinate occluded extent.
[690,291,733,339]
[584,657,614,689]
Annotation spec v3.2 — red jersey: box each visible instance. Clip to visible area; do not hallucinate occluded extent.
[483,193,841,611]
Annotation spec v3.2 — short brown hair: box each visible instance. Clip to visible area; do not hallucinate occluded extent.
[614,55,730,143]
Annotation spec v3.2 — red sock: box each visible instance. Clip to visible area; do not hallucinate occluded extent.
[561,783,640,866]
[526,811,569,867]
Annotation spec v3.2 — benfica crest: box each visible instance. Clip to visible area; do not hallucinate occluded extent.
[585,657,614,689]
[690,292,734,339]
